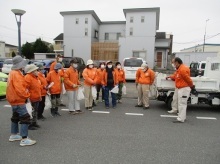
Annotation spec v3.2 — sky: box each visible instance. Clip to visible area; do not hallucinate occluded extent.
[0,0,220,52]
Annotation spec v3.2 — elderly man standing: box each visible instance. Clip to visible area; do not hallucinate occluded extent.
[135,63,155,109]
[171,57,195,123]
[7,56,36,146]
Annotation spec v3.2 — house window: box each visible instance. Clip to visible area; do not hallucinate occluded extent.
[130,28,133,36]
[85,18,88,24]
[211,63,220,71]
[117,33,121,40]
[85,28,88,36]
[95,30,98,38]
[141,16,145,23]
[76,18,79,24]
[105,33,109,40]
[130,17,133,23]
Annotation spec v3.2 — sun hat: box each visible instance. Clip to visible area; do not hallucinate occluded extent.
[36,63,44,70]
[54,63,63,70]
[86,59,93,65]
[25,64,39,73]
[141,63,148,68]
[11,56,27,70]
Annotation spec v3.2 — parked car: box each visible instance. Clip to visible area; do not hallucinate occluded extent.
[0,72,8,98]
[190,61,206,77]
[123,57,144,80]
[2,58,30,74]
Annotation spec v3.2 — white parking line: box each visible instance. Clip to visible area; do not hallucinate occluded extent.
[4,105,11,108]
[125,113,144,116]
[61,109,69,111]
[160,115,178,118]
[196,117,217,120]
[92,111,110,114]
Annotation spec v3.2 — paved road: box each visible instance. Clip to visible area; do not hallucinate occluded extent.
[0,82,220,164]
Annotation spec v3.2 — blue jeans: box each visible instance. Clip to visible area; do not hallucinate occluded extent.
[11,105,29,137]
[104,86,116,107]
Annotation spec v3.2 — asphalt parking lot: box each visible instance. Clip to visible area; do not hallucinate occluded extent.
[0,81,220,164]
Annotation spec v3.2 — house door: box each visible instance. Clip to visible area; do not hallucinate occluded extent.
[156,52,162,68]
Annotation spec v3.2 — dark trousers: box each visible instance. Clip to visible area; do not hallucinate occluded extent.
[31,101,39,124]
[51,94,61,108]
[116,82,123,100]
[38,96,45,117]
[104,86,116,107]
[96,84,104,101]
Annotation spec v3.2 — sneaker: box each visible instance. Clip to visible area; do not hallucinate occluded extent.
[9,134,22,142]
[88,107,93,111]
[38,115,46,121]
[51,112,56,117]
[76,110,83,114]
[69,111,77,115]
[143,106,149,110]
[33,123,40,128]
[20,138,36,147]
[28,125,37,130]
[118,100,122,103]
[55,111,61,116]
[168,110,178,114]
[135,105,143,107]
[59,104,66,107]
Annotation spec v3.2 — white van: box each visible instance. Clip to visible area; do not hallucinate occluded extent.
[122,57,144,80]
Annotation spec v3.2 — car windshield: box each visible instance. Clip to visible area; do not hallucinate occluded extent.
[4,60,13,64]
[124,59,143,67]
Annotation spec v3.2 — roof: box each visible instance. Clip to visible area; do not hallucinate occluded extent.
[54,33,63,40]
[181,43,220,51]
[101,21,126,25]
[123,7,160,30]
[5,43,17,47]
[60,10,101,24]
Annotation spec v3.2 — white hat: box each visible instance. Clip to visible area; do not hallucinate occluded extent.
[25,64,39,73]
[141,63,148,68]
[86,59,93,65]
[11,56,27,70]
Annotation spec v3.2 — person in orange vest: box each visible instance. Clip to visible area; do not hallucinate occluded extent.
[24,64,42,130]
[7,56,36,146]
[46,63,62,117]
[49,54,63,72]
[64,58,83,115]
[114,62,126,103]
[135,63,155,109]
[82,59,97,111]
[102,61,119,109]
[96,62,106,102]
[169,57,196,123]
[37,64,48,120]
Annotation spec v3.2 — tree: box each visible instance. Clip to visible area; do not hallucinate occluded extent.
[32,38,50,53]
[21,42,34,59]
[11,51,16,57]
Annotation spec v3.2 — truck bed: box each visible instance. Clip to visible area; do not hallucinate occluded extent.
[156,73,220,92]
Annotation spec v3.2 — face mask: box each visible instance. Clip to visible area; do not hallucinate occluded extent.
[108,65,112,68]
[89,65,93,68]
[58,58,63,62]
[117,65,121,69]
[73,64,78,68]
[101,65,105,69]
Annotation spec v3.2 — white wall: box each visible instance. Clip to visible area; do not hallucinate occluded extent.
[63,14,92,62]
[119,11,157,68]
[0,42,5,57]
[99,24,125,42]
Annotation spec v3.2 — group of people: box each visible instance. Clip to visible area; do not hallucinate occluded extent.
[6,54,194,147]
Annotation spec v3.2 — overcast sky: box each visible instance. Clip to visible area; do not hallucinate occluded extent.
[0,0,219,52]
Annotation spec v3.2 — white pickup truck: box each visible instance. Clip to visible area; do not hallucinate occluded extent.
[156,57,220,109]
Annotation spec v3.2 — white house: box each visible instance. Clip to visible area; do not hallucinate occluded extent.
[181,43,220,53]
[0,41,18,58]
[60,8,172,68]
